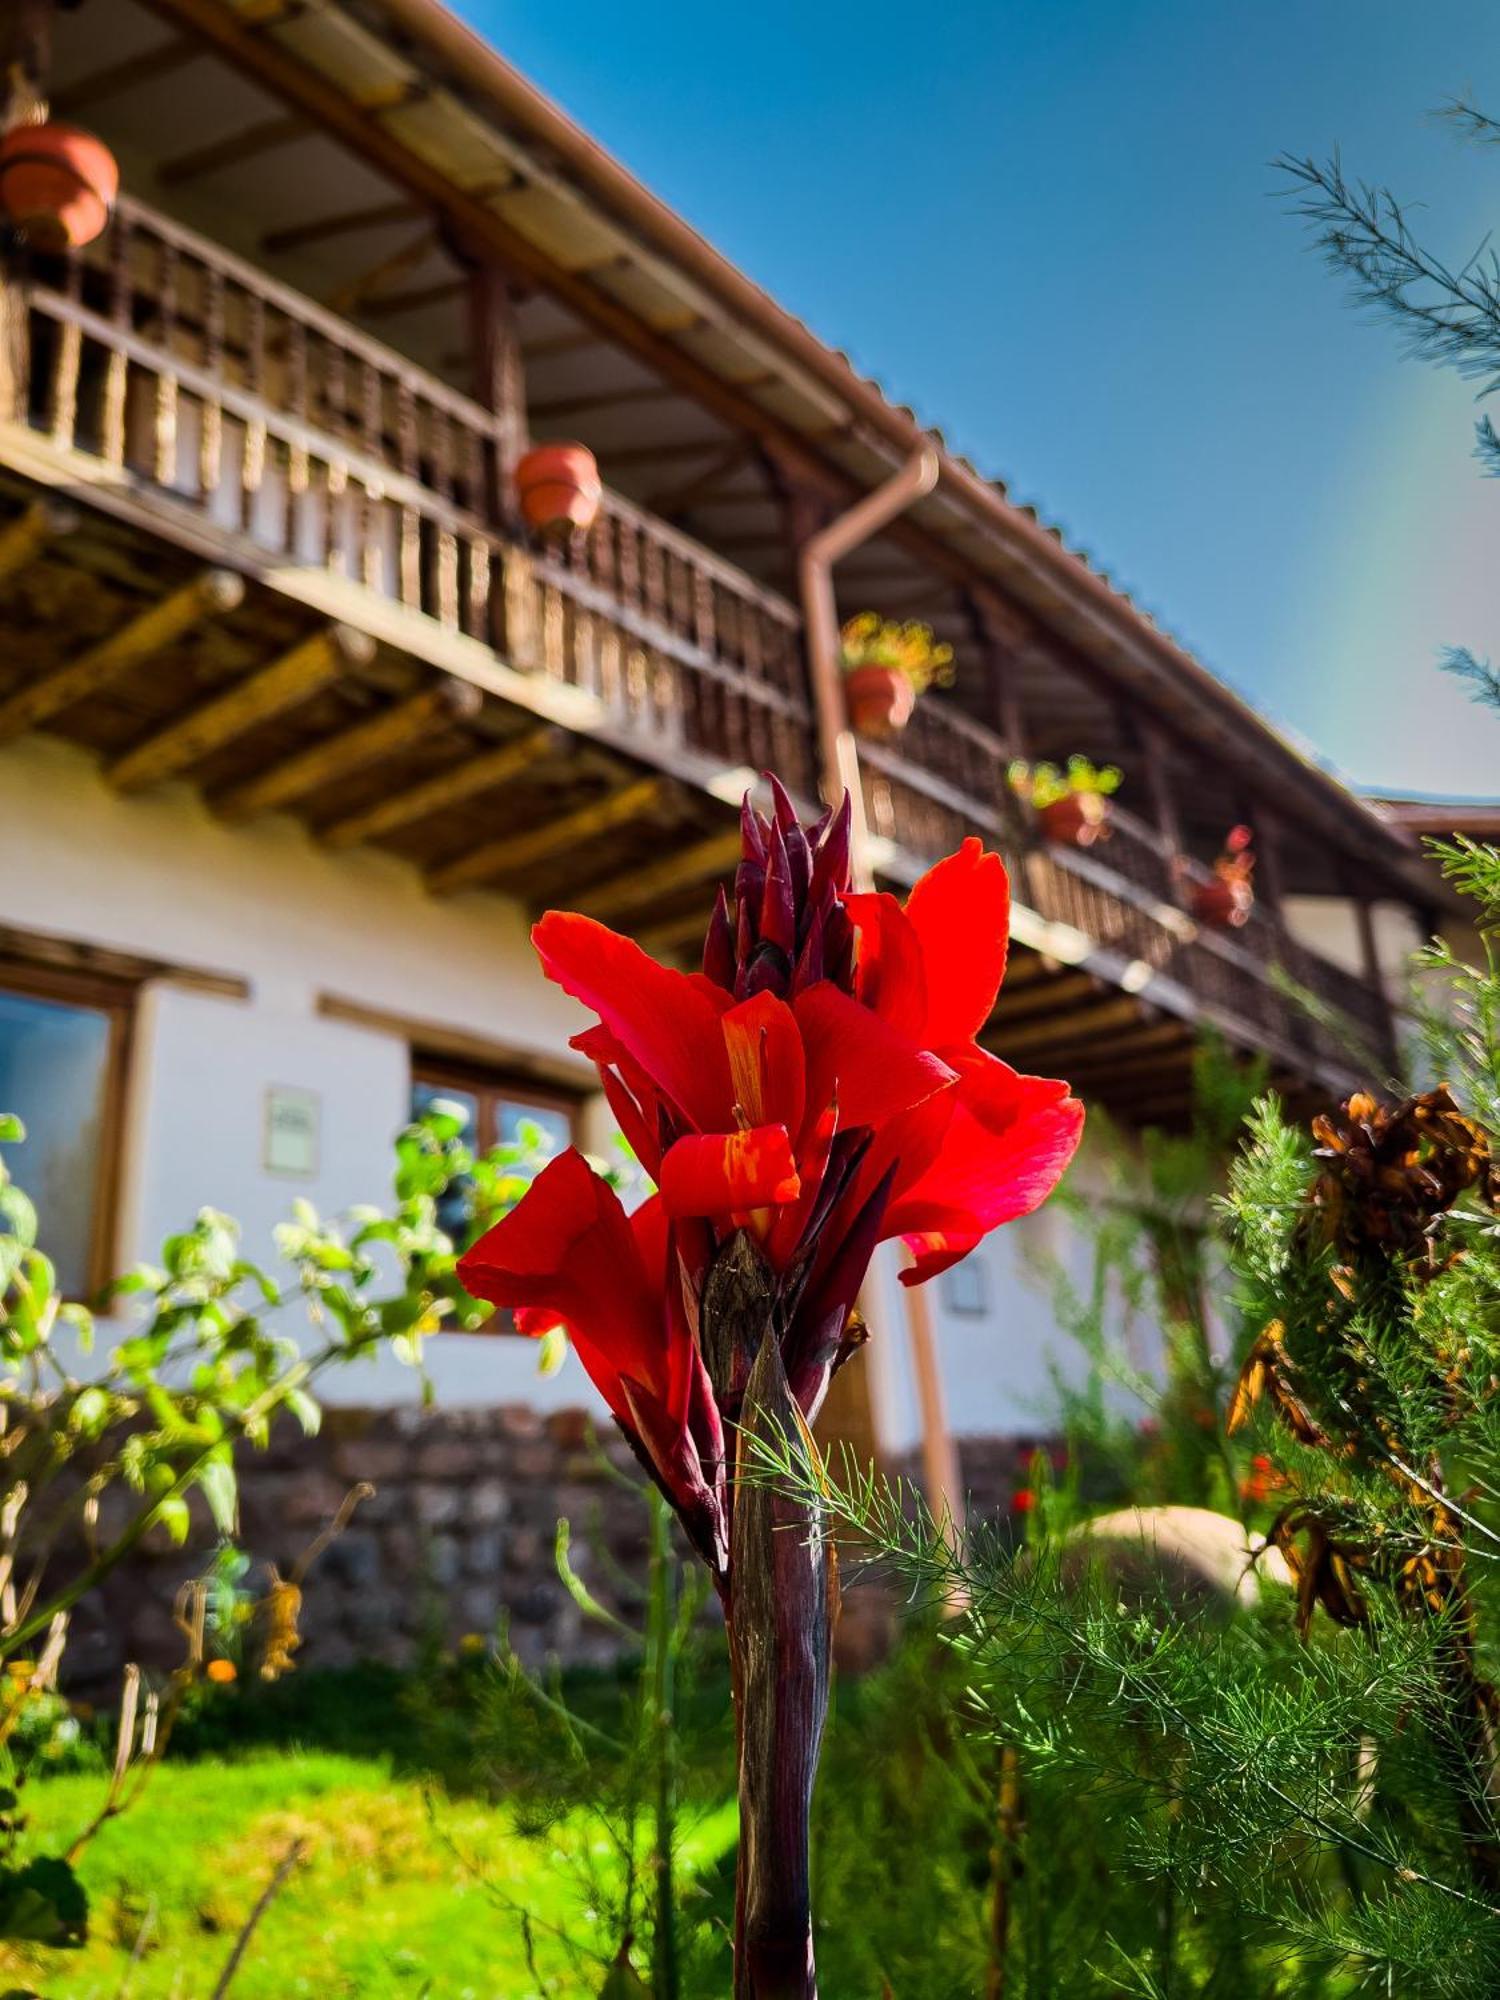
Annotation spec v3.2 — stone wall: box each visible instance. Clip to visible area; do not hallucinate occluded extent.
[68,1404,663,1689]
[63,1416,1062,1692]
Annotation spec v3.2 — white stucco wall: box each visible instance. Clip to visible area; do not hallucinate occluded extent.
[0,734,609,1413]
[0,734,1114,1448]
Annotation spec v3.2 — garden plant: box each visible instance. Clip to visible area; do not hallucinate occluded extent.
[457,777,1084,1999]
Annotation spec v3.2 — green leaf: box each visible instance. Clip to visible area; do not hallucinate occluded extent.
[155,1494,191,1545]
[0,1856,88,1946]
[197,1454,237,1535]
[0,1113,24,1144]
[536,1322,568,1378]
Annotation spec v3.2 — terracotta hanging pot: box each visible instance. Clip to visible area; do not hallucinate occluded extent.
[515,442,602,537]
[1038,791,1111,848]
[1191,877,1253,929]
[844,664,916,738]
[0,122,119,252]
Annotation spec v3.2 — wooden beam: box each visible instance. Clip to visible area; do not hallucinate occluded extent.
[357,276,468,321]
[429,776,664,896]
[528,383,680,424]
[52,37,200,114]
[0,569,244,745]
[108,624,375,795]
[642,441,756,515]
[1050,1020,1192,1073]
[0,498,77,583]
[217,676,481,822]
[988,995,1146,1060]
[635,908,709,960]
[523,327,606,362]
[262,198,420,256]
[572,827,743,921]
[159,113,308,188]
[988,969,1099,1025]
[320,723,558,849]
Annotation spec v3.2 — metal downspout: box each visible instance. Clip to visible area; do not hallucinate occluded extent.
[796,446,966,1537]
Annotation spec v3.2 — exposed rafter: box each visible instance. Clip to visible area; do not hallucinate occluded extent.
[216,677,481,821]
[0,499,77,584]
[320,723,560,849]
[108,624,375,795]
[0,570,244,745]
[158,112,310,187]
[428,776,664,895]
[571,826,742,922]
[53,37,200,113]
[262,198,421,256]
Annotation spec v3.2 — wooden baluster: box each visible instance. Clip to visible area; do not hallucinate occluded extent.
[100,209,132,467]
[283,318,309,557]
[693,565,716,659]
[466,531,491,643]
[153,239,179,487]
[240,287,267,536]
[394,377,421,610]
[618,514,641,614]
[358,359,383,591]
[49,245,83,451]
[432,404,459,627]
[198,261,225,499]
[320,331,346,569]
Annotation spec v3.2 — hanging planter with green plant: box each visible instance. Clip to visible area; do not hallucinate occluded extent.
[838,613,954,738]
[1008,756,1122,848]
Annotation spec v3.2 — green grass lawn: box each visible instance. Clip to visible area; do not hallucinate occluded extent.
[7,1749,650,1999]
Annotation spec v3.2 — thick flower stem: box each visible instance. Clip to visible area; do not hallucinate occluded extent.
[728,1329,834,2000]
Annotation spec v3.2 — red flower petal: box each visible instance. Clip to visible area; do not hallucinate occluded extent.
[533,913,732,1134]
[458,1150,668,1420]
[721,990,805,1139]
[658,1126,800,1217]
[903,839,1011,1044]
[794,982,955,1134]
[885,1051,1084,1283]
[842,890,927,1039]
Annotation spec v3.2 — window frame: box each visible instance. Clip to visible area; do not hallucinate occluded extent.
[0,956,134,1300]
[409,1052,583,1158]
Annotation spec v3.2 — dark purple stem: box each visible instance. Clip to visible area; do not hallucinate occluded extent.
[728,1328,832,2000]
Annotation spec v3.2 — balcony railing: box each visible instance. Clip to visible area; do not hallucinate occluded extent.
[9,194,1379,1083]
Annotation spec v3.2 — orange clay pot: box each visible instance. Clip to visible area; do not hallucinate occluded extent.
[1191,876,1253,928]
[515,442,602,536]
[0,122,119,252]
[844,664,916,737]
[1038,791,1112,848]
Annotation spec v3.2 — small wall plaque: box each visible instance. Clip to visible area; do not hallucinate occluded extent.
[264,1085,320,1177]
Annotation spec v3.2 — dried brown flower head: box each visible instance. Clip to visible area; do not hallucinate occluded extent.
[1309,1086,1499,1274]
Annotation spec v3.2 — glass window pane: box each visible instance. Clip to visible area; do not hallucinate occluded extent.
[497,1099,572,1162]
[410,1082,480,1241]
[0,989,113,1297]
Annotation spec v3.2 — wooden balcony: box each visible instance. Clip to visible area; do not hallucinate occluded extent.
[0,195,1383,1114]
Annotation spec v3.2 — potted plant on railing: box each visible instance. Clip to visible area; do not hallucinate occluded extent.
[838,612,954,738]
[514,440,602,538]
[0,119,118,251]
[1008,755,1122,848]
[1189,823,1255,928]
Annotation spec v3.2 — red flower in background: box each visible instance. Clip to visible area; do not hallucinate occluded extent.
[459,778,1083,1578]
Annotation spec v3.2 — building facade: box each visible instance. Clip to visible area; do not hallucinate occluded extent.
[0,0,1455,1662]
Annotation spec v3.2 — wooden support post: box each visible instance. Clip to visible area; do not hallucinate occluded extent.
[1350,885,1397,1065]
[108,624,374,794]
[427,775,663,896]
[0,569,245,744]
[1250,803,1288,917]
[0,0,53,424]
[966,586,1031,766]
[320,722,558,850]
[216,676,481,822]
[467,259,527,531]
[0,498,76,583]
[573,827,744,921]
[1136,715,1185,904]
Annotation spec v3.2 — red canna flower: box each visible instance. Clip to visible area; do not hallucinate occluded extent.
[458,778,1083,1578]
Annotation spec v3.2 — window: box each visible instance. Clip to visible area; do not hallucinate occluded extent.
[410,1057,581,1242]
[941,1257,989,1318]
[0,964,131,1298]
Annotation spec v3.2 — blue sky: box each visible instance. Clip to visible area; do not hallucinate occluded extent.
[456,2,1500,798]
